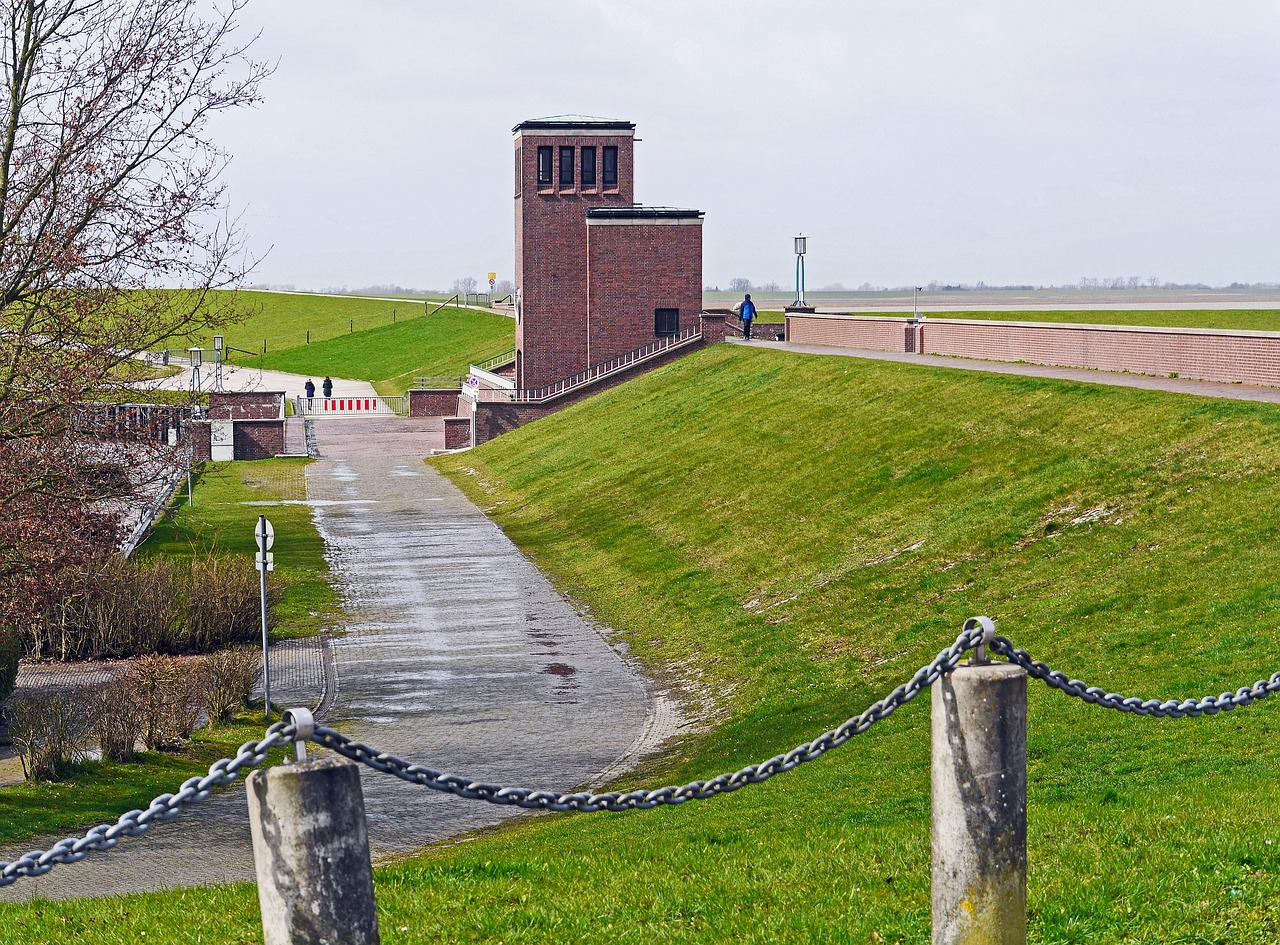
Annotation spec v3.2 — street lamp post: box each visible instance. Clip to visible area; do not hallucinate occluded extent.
[792,235,808,308]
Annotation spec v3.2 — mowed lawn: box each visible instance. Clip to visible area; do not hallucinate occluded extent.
[9,346,1280,941]
[168,290,515,395]
[885,308,1280,331]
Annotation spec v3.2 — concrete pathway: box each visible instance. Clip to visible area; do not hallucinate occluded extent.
[0,419,663,901]
[145,360,378,402]
[738,337,1280,405]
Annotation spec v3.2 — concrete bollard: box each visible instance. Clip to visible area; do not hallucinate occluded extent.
[931,659,1027,945]
[247,756,381,945]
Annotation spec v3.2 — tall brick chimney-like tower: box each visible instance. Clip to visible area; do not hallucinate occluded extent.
[513,115,703,392]
[514,116,635,391]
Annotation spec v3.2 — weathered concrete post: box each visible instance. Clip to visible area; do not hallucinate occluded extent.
[931,651,1027,945]
[247,755,381,945]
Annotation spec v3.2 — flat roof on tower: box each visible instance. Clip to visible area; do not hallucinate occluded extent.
[513,114,636,132]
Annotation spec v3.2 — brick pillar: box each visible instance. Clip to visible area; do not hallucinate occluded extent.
[443,416,472,450]
[699,312,727,344]
[190,420,212,462]
[905,321,918,353]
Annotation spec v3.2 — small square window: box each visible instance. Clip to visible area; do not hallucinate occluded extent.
[654,308,678,336]
[536,146,553,188]
[581,146,596,187]
[603,146,618,189]
[559,146,575,187]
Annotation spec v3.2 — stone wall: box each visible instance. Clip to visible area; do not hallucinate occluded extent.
[233,420,285,460]
[209,390,285,420]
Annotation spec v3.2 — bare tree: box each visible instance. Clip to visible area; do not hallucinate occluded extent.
[0,0,270,627]
[727,277,752,292]
[452,276,478,295]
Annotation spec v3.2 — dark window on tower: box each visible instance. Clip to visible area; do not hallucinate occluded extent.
[602,146,618,189]
[581,146,596,187]
[536,146,553,188]
[654,308,679,337]
[559,146,575,186]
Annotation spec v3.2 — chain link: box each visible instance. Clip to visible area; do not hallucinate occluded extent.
[0,721,296,888]
[9,619,1280,889]
[991,636,1280,717]
[307,622,991,813]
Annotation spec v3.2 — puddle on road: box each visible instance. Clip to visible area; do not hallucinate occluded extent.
[541,663,577,677]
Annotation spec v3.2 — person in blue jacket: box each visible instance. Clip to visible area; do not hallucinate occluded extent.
[741,293,756,340]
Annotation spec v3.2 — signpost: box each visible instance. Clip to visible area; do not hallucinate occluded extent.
[487,272,497,306]
[256,515,275,719]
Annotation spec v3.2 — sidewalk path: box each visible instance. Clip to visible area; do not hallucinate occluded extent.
[0,419,662,901]
[738,337,1280,404]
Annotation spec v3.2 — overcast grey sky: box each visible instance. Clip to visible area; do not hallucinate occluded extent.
[214,1,1280,291]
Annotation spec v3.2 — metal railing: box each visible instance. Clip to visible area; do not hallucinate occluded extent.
[470,326,701,404]
[411,375,465,390]
[429,294,460,315]
[293,395,407,417]
[474,348,516,372]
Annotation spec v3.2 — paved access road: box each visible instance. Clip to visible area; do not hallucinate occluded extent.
[0,418,658,900]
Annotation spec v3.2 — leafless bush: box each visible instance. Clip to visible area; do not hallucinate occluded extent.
[86,677,144,763]
[199,646,261,724]
[183,555,270,653]
[26,552,269,661]
[7,691,93,780]
[132,655,202,751]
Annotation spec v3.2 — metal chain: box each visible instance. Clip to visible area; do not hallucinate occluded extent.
[10,618,1280,890]
[0,721,296,888]
[306,621,991,813]
[991,636,1280,717]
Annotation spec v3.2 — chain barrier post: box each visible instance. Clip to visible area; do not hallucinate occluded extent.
[931,618,1026,945]
[247,720,380,945]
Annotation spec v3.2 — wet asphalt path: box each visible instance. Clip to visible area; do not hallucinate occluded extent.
[0,418,651,900]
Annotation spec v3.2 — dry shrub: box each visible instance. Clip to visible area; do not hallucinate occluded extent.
[131,655,201,750]
[200,646,261,724]
[26,552,271,661]
[183,555,268,653]
[7,690,92,780]
[87,677,144,762]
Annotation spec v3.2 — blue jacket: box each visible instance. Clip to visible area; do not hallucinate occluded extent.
[742,300,756,320]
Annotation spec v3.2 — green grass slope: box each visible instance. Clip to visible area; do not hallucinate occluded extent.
[256,306,514,396]
[172,291,514,394]
[10,345,1280,941]
[889,308,1280,332]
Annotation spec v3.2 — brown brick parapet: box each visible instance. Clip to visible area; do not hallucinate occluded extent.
[209,390,285,420]
[409,389,464,417]
[785,313,1280,388]
[442,416,472,450]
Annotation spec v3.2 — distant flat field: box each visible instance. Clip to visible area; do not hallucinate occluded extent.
[872,309,1280,332]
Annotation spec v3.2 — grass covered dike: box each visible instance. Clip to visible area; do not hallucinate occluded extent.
[9,345,1280,941]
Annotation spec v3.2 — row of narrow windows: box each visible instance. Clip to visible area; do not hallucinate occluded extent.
[537,145,617,190]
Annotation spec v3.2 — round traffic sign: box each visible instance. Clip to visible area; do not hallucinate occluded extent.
[255,516,275,551]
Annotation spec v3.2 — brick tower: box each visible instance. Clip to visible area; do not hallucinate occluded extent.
[513,115,703,391]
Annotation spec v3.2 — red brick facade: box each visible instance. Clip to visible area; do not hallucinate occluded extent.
[513,117,703,390]
[209,390,285,420]
[233,419,285,460]
[586,216,704,364]
[785,313,1280,387]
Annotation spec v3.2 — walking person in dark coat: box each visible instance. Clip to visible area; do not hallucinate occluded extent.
[740,293,757,340]
[322,376,333,399]
[304,379,315,400]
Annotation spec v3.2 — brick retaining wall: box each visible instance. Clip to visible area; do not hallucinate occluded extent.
[209,390,285,420]
[785,313,1280,387]
[408,389,464,418]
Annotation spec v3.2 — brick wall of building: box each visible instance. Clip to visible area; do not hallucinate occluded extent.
[408,389,464,418]
[785,313,1280,387]
[515,125,635,391]
[233,420,285,460]
[209,390,285,420]
[585,219,704,364]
